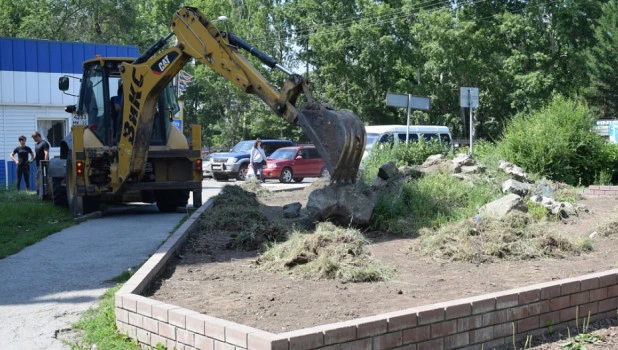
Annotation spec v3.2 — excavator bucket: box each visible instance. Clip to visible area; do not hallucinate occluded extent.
[297,102,366,182]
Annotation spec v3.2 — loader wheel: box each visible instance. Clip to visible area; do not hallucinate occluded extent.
[192,190,202,209]
[155,190,189,212]
[51,177,67,206]
[66,160,84,217]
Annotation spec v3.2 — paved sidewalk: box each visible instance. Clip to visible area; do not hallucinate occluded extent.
[0,206,184,350]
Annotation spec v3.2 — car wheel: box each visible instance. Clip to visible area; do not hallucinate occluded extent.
[320,167,330,178]
[236,164,248,181]
[293,178,304,183]
[279,167,293,183]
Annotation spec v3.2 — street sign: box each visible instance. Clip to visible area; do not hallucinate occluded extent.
[386,93,431,111]
[460,87,479,108]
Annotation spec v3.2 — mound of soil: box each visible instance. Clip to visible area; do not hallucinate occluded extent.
[144,185,618,349]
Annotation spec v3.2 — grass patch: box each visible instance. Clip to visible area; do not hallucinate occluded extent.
[69,284,141,350]
[416,212,592,263]
[198,185,287,250]
[0,189,75,259]
[254,222,394,282]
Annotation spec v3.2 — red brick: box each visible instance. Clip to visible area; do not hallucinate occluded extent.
[561,281,581,295]
[599,273,618,287]
[507,305,528,321]
[431,320,457,338]
[392,344,416,350]
[402,326,430,344]
[357,318,388,338]
[373,331,403,350]
[339,338,372,350]
[471,298,495,315]
[323,325,356,345]
[540,285,561,300]
[284,328,324,350]
[497,294,519,309]
[550,296,570,311]
[195,334,214,350]
[387,310,418,331]
[470,326,493,343]
[417,308,445,325]
[527,301,550,316]
[458,315,483,332]
[417,338,443,350]
[444,332,469,349]
[598,297,618,312]
[483,309,507,325]
[590,288,608,301]
[559,307,577,322]
[519,290,541,304]
[581,277,600,291]
[570,291,590,306]
[539,311,560,329]
[578,302,599,317]
[609,285,618,297]
[493,323,512,338]
[445,303,471,320]
[517,316,540,333]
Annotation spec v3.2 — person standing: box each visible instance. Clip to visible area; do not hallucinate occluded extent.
[249,138,267,183]
[10,135,35,191]
[32,131,50,193]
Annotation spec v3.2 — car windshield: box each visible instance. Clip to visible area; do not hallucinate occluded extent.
[269,149,297,160]
[366,133,379,147]
[231,141,254,153]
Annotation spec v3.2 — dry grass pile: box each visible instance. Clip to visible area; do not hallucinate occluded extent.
[198,185,286,250]
[254,222,394,282]
[416,212,593,263]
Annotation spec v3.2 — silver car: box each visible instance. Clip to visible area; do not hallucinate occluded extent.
[202,154,212,178]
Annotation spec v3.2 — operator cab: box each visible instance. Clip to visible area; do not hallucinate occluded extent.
[59,58,180,146]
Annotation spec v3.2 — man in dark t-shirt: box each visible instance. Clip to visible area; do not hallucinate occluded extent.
[32,131,50,193]
[10,135,35,191]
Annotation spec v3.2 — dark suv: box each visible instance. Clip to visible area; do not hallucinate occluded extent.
[210,139,295,181]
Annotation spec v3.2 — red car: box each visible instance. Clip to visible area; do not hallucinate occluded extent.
[264,145,330,183]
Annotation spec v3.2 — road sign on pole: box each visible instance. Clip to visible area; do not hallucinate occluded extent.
[460,87,479,156]
[386,92,431,144]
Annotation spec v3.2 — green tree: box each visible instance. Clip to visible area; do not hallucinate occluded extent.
[586,0,618,119]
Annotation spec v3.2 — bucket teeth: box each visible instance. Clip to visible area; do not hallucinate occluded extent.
[297,103,366,183]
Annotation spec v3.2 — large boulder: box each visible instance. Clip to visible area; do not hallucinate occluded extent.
[478,193,528,220]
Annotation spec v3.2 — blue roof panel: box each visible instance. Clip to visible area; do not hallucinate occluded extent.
[0,37,139,74]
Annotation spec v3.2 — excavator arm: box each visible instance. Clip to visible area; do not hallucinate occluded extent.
[117,6,365,186]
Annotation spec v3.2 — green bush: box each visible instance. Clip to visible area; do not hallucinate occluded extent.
[497,96,611,186]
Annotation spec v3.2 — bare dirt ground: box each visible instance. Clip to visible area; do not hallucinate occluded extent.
[145,184,618,349]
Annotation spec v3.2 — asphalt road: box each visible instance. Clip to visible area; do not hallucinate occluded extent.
[0,178,309,349]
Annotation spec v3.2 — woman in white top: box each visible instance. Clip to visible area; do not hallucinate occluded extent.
[249,138,267,183]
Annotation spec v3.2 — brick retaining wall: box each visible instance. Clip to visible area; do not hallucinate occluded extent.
[583,185,618,198]
[115,195,618,350]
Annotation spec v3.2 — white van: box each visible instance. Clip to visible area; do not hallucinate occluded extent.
[364,125,453,159]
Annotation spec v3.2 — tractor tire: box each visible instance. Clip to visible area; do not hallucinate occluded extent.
[51,177,67,207]
[155,190,189,212]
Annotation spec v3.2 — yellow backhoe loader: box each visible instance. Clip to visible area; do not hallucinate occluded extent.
[51,6,366,217]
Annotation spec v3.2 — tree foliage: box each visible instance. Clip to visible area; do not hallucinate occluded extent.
[0,0,615,150]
